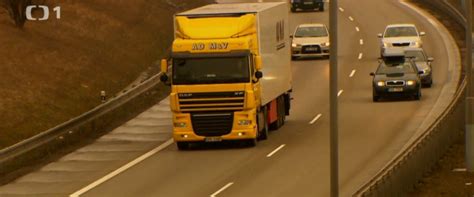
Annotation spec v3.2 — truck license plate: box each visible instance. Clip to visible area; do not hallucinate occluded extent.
[388,87,403,92]
[205,137,222,142]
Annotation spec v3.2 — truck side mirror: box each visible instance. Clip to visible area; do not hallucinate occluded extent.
[160,59,168,73]
[160,74,169,83]
[255,71,263,79]
[255,55,263,70]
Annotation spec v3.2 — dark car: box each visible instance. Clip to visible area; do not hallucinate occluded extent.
[290,0,324,12]
[404,47,434,87]
[370,57,423,102]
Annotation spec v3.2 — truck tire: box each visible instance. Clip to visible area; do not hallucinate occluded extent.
[177,142,189,150]
[257,107,269,140]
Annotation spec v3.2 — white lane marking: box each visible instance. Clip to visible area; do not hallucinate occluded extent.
[355,26,360,32]
[348,16,354,21]
[337,90,344,97]
[266,144,286,157]
[69,139,174,197]
[338,7,344,12]
[359,39,364,45]
[349,69,357,78]
[309,113,322,125]
[452,168,467,172]
[211,182,234,197]
[358,53,363,60]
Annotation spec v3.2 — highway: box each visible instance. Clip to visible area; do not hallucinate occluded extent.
[0,0,457,196]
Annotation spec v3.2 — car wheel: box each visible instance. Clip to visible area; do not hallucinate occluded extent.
[414,88,422,100]
[177,142,189,150]
[291,7,296,12]
[373,95,379,102]
[319,4,324,11]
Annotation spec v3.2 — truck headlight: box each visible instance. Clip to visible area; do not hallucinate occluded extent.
[407,80,416,86]
[238,120,252,126]
[174,122,187,128]
[377,81,385,87]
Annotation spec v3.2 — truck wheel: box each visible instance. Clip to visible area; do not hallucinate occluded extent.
[245,138,257,147]
[257,107,269,140]
[177,142,189,150]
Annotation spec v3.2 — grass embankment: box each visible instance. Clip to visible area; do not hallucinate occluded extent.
[0,0,212,149]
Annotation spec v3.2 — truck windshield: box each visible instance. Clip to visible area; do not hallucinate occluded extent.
[172,56,250,85]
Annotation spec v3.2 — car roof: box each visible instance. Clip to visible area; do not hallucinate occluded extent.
[298,23,325,28]
[386,24,416,28]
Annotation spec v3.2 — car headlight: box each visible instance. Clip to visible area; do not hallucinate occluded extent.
[383,42,389,48]
[174,122,187,128]
[422,68,431,74]
[377,81,385,87]
[292,43,301,48]
[407,80,416,86]
[410,41,420,47]
[321,42,330,47]
[238,120,252,126]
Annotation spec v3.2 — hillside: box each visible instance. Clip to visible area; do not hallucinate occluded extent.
[0,0,212,148]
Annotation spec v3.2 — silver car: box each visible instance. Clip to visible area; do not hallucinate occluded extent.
[291,24,330,60]
[378,24,425,57]
[404,48,434,87]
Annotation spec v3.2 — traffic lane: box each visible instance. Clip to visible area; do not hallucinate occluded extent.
[336,0,451,194]
[83,8,337,197]
[82,62,330,197]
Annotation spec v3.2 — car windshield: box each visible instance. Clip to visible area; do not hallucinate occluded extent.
[376,62,416,74]
[172,56,250,85]
[384,26,418,37]
[295,26,327,37]
[405,51,426,62]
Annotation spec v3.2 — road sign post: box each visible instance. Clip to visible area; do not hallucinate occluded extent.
[329,0,339,196]
[465,0,474,173]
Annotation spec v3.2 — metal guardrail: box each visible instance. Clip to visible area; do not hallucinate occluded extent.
[354,0,467,195]
[0,72,167,180]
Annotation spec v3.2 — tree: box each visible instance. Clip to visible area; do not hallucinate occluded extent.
[2,0,32,28]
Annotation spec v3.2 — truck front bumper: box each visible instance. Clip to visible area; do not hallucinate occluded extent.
[172,110,258,142]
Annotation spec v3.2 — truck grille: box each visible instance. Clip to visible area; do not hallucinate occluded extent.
[191,112,233,136]
[386,80,405,86]
[178,91,245,112]
[392,43,410,47]
[302,45,321,54]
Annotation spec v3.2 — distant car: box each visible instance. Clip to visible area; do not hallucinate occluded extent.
[291,24,330,60]
[371,48,423,102]
[378,24,425,57]
[290,0,324,12]
[404,48,434,87]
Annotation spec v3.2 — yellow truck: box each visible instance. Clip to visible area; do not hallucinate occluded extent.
[160,2,292,149]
